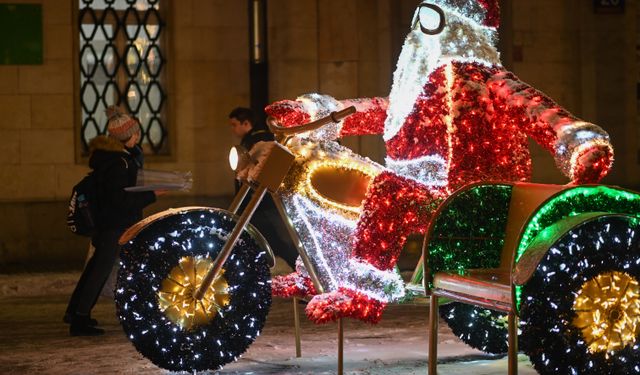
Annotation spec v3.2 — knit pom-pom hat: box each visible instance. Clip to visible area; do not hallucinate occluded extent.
[106,106,140,141]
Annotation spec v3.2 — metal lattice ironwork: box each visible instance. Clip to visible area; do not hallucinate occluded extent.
[78,0,167,154]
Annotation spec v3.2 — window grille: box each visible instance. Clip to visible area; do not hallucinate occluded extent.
[78,0,167,154]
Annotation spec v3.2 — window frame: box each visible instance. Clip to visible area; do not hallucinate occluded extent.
[72,0,175,162]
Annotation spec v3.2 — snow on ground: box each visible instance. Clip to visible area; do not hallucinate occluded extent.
[0,271,537,374]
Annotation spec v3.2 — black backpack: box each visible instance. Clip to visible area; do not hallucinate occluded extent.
[67,172,99,236]
[67,157,127,236]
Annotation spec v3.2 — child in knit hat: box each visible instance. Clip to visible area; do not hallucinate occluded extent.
[64,105,157,336]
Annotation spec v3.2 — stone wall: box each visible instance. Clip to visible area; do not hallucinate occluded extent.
[267,0,396,163]
[0,0,249,268]
[505,0,638,184]
[0,0,637,268]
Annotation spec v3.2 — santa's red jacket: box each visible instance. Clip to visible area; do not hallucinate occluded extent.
[333,61,613,191]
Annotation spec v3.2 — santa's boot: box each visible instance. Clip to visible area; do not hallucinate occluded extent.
[271,258,319,298]
[305,172,441,324]
[272,271,317,299]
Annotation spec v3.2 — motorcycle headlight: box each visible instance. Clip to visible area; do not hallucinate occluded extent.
[229,146,240,171]
[229,145,252,171]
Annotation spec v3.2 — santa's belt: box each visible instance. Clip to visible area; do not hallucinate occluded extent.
[385,154,448,187]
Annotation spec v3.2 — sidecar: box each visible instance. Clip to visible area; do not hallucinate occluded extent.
[423,182,640,375]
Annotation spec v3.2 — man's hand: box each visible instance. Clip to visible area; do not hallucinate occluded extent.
[235,142,276,182]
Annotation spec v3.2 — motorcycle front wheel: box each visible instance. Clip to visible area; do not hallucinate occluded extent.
[115,207,272,372]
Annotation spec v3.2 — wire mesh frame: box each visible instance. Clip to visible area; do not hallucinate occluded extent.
[77,0,168,155]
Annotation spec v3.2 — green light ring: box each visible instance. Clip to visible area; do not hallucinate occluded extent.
[514,185,640,308]
[518,215,640,374]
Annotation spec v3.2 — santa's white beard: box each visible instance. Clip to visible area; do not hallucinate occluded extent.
[384,30,441,141]
[383,16,500,142]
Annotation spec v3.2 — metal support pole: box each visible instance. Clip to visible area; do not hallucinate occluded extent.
[507,287,518,375]
[271,195,325,294]
[293,297,302,357]
[422,234,433,292]
[428,293,438,375]
[338,318,344,375]
[228,183,251,214]
[248,0,268,125]
[194,185,267,300]
[507,296,518,375]
[508,310,518,375]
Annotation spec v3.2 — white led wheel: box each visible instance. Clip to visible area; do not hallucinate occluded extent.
[519,215,640,375]
[440,303,509,354]
[115,208,272,372]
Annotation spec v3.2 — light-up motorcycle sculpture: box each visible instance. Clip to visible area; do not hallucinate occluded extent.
[115,107,640,374]
[114,107,364,371]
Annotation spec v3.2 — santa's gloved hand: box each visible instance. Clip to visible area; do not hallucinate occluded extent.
[266,94,344,141]
[265,100,311,128]
[570,143,613,184]
[555,122,614,185]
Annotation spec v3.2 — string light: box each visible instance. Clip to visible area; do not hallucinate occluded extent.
[301,158,379,216]
[519,215,640,374]
[267,0,612,328]
[116,208,271,371]
[272,138,383,298]
[157,256,230,331]
[426,184,512,354]
[516,186,640,308]
[572,271,640,355]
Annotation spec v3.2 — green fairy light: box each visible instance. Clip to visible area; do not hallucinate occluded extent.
[426,184,512,283]
[425,183,512,354]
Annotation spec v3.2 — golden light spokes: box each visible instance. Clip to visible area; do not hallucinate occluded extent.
[572,271,640,355]
[157,256,230,331]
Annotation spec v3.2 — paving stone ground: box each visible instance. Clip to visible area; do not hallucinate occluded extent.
[0,272,536,374]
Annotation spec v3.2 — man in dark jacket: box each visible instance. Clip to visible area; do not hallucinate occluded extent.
[229,107,298,270]
[64,107,157,336]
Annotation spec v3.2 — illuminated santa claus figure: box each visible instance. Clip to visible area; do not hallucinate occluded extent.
[266,0,613,324]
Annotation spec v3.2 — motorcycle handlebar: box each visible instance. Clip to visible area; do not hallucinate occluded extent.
[267,106,356,136]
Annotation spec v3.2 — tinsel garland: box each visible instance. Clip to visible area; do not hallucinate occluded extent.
[305,287,387,324]
[339,97,388,137]
[265,100,310,129]
[271,271,317,299]
[426,184,511,283]
[352,171,443,271]
[439,303,508,354]
[277,138,383,294]
[426,184,511,354]
[516,186,640,261]
[116,208,271,372]
[519,215,640,375]
[515,186,640,307]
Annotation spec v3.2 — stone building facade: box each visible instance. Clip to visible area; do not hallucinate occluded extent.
[0,0,637,269]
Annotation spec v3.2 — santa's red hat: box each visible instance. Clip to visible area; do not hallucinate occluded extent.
[433,0,500,28]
